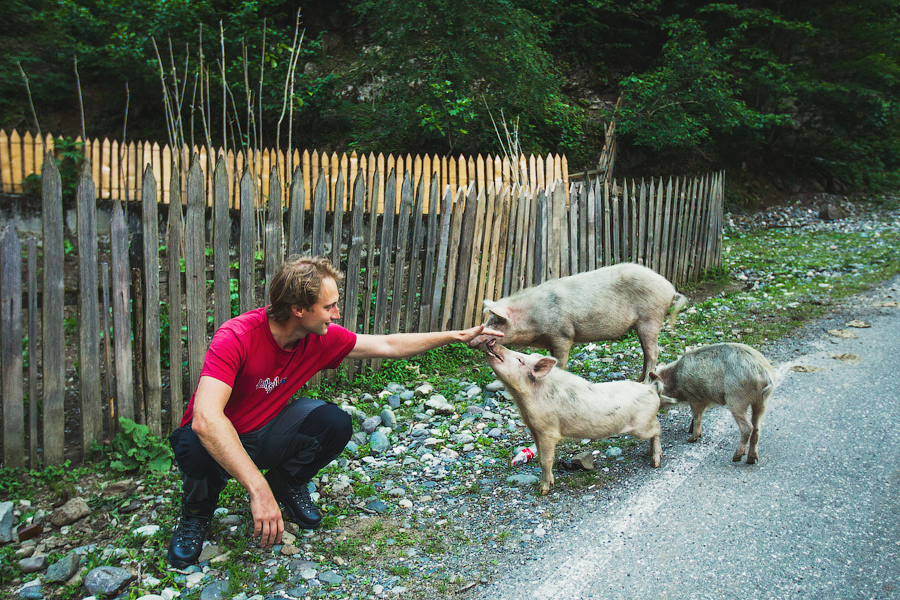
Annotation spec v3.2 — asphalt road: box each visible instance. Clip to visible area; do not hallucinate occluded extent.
[474,277,900,600]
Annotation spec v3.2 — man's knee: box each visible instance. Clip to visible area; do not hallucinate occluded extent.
[308,403,352,447]
[169,425,222,479]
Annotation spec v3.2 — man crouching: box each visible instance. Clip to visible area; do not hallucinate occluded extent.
[167,255,501,568]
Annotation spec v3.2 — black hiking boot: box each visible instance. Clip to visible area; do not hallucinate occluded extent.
[265,469,322,530]
[167,503,214,568]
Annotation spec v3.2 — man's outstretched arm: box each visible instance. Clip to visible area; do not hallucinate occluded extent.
[347,323,503,360]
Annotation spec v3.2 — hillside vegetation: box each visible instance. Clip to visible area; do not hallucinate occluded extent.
[2,0,899,197]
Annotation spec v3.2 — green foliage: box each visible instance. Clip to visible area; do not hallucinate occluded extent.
[4,0,900,187]
[108,418,174,474]
[614,18,789,152]
[416,81,477,153]
[0,467,24,498]
[349,0,569,155]
[0,546,17,587]
[22,137,86,207]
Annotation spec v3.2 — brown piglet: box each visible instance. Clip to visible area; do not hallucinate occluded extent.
[650,342,775,464]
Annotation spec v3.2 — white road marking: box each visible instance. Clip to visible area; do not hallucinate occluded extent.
[528,359,806,600]
[531,414,732,599]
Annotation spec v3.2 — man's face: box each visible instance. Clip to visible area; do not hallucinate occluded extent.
[297,277,341,336]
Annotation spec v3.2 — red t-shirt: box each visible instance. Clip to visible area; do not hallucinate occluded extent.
[179,307,357,434]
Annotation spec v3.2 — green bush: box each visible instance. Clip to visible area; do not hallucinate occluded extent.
[109,418,174,474]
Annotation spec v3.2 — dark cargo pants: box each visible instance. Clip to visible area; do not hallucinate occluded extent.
[169,397,352,510]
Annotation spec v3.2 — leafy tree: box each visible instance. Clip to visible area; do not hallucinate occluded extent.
[2,0,900,187]
[349,0,582,156]
[610,1,900,186]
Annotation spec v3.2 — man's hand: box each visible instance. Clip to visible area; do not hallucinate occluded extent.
[458,323,504,344]
[250,488,284,548]
[349,323,505,359]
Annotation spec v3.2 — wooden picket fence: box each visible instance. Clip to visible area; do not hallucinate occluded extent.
[0,129,570,210]
[0,152,723,468]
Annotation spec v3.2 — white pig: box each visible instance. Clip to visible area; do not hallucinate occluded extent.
[469,263,687,380]
[484,342,663,495]
[649,342,774,464]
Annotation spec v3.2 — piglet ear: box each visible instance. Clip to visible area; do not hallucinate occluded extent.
[648,371,660,381]
[532,356,557,378]
[659,393,678,405]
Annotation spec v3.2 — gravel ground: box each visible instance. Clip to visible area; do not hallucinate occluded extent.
[5,192,899,600]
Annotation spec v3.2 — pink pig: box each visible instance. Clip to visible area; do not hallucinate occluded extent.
[484,342,663,495]
[470,263,687,380]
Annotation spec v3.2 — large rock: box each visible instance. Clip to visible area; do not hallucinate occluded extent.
[369,431,391,455]
[425,395,455,415]
[16,579,42,600]
[0,501,14,542]
[101,479,138,498]
[199,579,230,600]
[819,203,845,221]
[379,408,397,428]
[45,553,81,583]
[361,415,382,434]
[19,555,49,573]
[84,566,136,596]
[50,497,91,527]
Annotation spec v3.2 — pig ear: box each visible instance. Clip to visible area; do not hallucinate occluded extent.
[659,393,678,405]
[482,299,496,311]
[484,307,510,327]
[649,371,660,381]
[488,305,511,321]
[532,356,557,378]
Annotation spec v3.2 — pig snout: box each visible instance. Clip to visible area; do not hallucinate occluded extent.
[467,331,501,350]
[470,337,501,357]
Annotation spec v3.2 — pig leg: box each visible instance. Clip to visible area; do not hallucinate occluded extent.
[534,432,561,495]
[635,323,662,382]
[648,433,662,468]
[729,403,754,463]
[643,418,663,468]
[547,338,574,370]
[687,403,708,442]
[746,399,768,465]
[632,417,663,467]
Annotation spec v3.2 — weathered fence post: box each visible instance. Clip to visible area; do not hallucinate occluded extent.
[27,238,38,467]
[41,154,65,465]
[110,199,134,429]
[265,165,283,293]
[239,167,256,314]
[185,156,207,390]
[167,167,184,431]
[141,164,162,436]
[77,162,102,448]
[287,166,305,257]
[405,173,426,333]
[1,222,24,468]
[213,157,231,329]
[453,183,477,330]
[390,172,412,334]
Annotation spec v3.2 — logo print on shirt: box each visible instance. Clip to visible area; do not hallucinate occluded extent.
[256,377,286,394]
